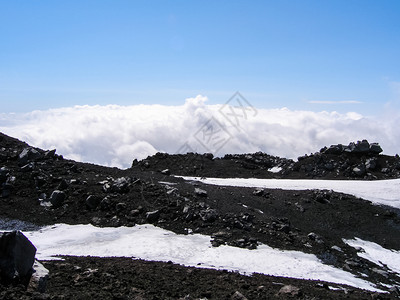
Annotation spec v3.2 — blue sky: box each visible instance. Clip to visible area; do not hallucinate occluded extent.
[1,0,400,115]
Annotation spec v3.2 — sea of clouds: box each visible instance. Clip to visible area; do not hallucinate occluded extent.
[1,95,399,169]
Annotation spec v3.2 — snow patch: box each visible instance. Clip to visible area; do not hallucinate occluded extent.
[344,238,400,274]
[179,177,400,209]
[24,223,382,292]
[268,166,282,173]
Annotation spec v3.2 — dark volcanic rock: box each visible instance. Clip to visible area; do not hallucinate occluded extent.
[49,190,66,208]
[18,148,42,166]
[146,210,160,223]
[85,195,101,210]
[0,231,36,285]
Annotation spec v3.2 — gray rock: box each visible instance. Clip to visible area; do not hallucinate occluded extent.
[20,162,35,172]
[0,231,36,285]
[112,177,130,193]
[308,232,324,244]
[353,165,366,176]
[49,190,66,208]
[277,285,301,296]
[365,158,377,170]
[231,291,248,300]
[161,169,171,175]
[28,260,49,293]
[200,208,218,222]
[253,188,264,196]
[194,188,208,197]
[44,149,56,159]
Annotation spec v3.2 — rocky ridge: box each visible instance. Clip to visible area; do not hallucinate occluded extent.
[132,140,400,180]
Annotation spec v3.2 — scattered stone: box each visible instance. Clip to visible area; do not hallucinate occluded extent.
[324,144,343,155]
[86,195,101,210]
[307,232,323,244]
[372,268,389,278]
[231,290,248,300]
[331,245,343,252]
[161,169,171,175]
[18,148,41,166]
[194,188,208,197]
[20,162,35,172]
[49,190,66,208]
[277,285,301,297]
[112,177,130,193]
[353,165,366,176]
[200,208,218,222]
[116,202,127,212]
[253,188,264,196]
[0,167,9,183]
[44,149,56,159]
[146,210,160,223]
[365,158,378,170]
[57,179,69,190]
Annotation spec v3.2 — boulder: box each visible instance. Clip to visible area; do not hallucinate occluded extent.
[370,142,383,154]
[347,140,370,153]
[112,177,130,193]
[0,231,36,286]
[18,148,42,166]
[323,144,343,155]
[49,190,66,208]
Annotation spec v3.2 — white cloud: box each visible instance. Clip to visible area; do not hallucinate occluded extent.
[308,100,362,104]
[0,95,399,168]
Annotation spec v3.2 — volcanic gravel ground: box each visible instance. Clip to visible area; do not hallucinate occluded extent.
[3,256,397,300]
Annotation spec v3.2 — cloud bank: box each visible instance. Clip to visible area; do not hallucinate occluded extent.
[1,95,399,169]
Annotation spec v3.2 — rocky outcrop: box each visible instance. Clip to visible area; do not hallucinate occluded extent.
[321,140,383,156]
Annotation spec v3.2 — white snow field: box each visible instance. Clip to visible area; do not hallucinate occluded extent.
[179,177,400,209]
[25,223,383,292]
